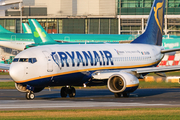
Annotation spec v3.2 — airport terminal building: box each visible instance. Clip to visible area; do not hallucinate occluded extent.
[0,0,179,35]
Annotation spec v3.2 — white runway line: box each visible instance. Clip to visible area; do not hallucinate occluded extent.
[0,100,169,109]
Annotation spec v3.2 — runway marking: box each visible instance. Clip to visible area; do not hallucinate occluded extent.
[0,100,169,109]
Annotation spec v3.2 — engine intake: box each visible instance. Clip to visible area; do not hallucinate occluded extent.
[107,72,139,93]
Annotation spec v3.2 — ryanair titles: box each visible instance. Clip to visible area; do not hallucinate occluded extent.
[51,51,114,67]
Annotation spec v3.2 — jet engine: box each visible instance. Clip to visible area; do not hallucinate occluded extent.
[15,83,44,93]
[107,72,139,94]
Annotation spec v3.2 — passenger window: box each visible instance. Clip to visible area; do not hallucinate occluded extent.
[13,58,19,62]
[19,58,28,62]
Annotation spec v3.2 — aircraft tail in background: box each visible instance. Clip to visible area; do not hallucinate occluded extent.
[0,25,13,33]
[28,19,58,44]
[131,0,165,46]
[22,23,32,34]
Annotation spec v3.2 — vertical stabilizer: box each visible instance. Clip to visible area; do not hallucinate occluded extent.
[131,0,165,46]
[28,19,57,44]
[0,25,13,33]
[22,23,32,33]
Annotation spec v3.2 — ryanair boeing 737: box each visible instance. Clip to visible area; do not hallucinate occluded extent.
[7,0,180,100]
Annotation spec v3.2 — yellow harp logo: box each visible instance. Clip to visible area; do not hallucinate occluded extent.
[153,0,164,34]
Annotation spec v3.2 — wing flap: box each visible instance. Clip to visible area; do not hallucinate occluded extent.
[135,65,180,74]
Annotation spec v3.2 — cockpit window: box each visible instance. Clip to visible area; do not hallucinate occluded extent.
[13,58,19,62]
[14,58,37,63]
[32,58,37,63]
[28,58,37,63]
[19,58,28,62]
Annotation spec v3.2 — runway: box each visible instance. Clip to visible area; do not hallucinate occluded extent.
[0,88,180,110]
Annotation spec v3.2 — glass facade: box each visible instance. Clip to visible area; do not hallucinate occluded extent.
[62,19,85,34]
[17,18,118,34]
[117,0,180,15]
[0,0,179,35]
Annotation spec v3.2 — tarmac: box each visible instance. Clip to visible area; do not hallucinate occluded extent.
[0,75,12,82]
[0,88,180,110]
[0,75,180,110]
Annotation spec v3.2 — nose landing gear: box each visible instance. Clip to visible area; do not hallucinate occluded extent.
[26,91,35,100]
[61,86,76,98]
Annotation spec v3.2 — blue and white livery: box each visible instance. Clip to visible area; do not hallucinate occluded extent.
[7,0,180,100]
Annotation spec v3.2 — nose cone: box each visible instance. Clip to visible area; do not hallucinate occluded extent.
[9,63,24,82]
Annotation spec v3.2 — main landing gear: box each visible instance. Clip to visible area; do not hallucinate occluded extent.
[61,86,76,98]
[26,91,35,100]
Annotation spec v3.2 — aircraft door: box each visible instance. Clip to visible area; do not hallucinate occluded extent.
[11,35,16,41]
[42,51,53,72]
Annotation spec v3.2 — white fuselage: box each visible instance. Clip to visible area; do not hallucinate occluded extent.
[9,44,164,86]
[0,41,33,50]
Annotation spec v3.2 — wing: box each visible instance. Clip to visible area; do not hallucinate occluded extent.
[92,65,180,80]
[0,63,10,70]
[134,65,180,74]
[161,48,180,53]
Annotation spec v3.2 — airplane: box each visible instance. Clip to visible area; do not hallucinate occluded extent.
[0,19,108,51]
[22,23,32,34]
[7,0,180,100]
[0,23,137,50]
[0,31,136,51]
[0,20,178,51]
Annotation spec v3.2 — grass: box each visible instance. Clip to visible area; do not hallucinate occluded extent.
[139,81,180,89]
[0,72,9,75]
[0,81,180,89]
[147,71,180,76]
[0,108,180,119]
[1,71,180,89]
[0,82,15,89]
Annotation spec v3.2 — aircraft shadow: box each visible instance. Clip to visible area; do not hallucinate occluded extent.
[36,88,180,99]
[133,88,180,97]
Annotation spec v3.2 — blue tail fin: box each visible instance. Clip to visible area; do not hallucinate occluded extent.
[28,19,58,44]
[22,23,32,33]
[131,0,165,46]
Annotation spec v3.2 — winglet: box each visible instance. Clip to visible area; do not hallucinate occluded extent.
[28,19,58,44]
[131,0,165,46]
[22,23,32,33]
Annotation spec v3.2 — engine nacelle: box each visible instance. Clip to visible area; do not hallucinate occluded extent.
[107,72,139,94]
[15,83,44,93]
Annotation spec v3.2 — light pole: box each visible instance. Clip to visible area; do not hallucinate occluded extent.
[19,2,22,33]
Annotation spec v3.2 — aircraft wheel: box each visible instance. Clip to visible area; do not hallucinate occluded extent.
[26,92,30,100]
[123,93,130,97]
[69,87,76,97]
[114,93,121,98]
[61,87,67,98]
[26,92,35,100]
